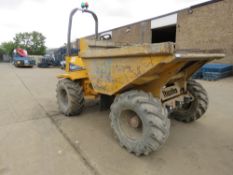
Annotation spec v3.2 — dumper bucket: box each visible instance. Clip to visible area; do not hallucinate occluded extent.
[79,39,224,96]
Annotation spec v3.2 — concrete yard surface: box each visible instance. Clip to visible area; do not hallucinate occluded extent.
[0,63,233,175]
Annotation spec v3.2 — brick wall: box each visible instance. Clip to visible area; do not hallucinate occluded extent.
[176,0,233,64]
[111,21,151,44]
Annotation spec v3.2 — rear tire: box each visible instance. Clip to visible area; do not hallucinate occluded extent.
[56,79,84,116]
[171,80,208,123]
[110,90,170,156]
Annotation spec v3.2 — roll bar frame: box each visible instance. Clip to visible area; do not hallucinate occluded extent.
[67,8,98,56]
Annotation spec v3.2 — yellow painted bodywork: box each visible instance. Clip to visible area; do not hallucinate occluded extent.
[58,38,224,98]
[82,55,176,97]
[57,55,97,96]
[57,56,88,79]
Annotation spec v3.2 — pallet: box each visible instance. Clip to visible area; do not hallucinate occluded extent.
[192,63,233,81]
[203,70,233,81]
[192,70,203,79]
[202,64,233,73]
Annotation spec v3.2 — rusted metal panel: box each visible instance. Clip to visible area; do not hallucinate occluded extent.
[175,52,225,60]
[80,41,175,58]
[83,55,174,95]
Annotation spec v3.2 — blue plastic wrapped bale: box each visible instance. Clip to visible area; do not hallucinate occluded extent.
[203,70,233,81]
[202,64,233,73]
[192,69,203,79]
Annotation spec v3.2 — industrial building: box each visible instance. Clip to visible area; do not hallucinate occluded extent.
[90,0,232,64]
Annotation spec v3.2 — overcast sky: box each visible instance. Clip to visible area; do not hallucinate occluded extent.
[0,0,210,48]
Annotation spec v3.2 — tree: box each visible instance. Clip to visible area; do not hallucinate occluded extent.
[0,41,15,55]
[0,47,5,56]
[14,31,46,55]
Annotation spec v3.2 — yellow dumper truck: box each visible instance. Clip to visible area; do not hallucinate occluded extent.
[56,4,225,156]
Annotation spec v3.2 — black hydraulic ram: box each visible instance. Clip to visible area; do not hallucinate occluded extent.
[67,7,98,56]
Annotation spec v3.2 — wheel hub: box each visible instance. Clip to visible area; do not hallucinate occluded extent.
[128,115,141,128]
[119,110,143,140]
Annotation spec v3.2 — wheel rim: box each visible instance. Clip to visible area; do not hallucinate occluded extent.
[60,88,68,108]
[182,101,193,110]
[119,110,143,140]
[180,91,196,112]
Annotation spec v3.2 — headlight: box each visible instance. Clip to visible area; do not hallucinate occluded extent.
[69,63,84,71]
[17,61,21,64]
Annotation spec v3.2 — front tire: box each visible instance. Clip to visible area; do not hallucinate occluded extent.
[171,80,208,123]
[56,79,84,116]
[110,90,170,156]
